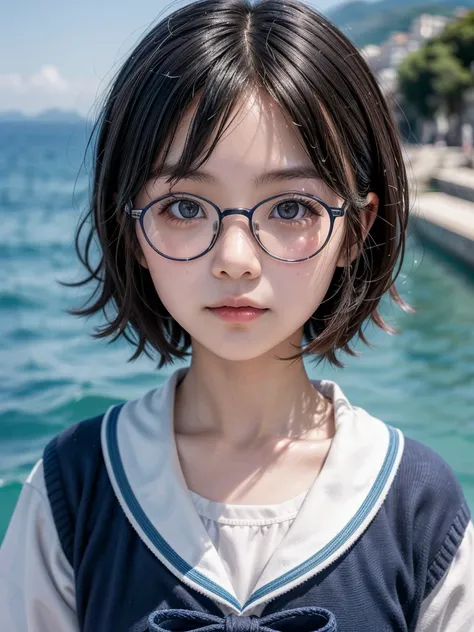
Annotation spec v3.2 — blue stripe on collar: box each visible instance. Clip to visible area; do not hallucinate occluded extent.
[106,403,242,611]
[243,424,400,608]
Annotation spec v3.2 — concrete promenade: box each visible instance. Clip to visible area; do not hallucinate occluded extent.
[405,145,474,268]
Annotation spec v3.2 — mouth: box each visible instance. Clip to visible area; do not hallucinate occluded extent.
[206,305,269,322]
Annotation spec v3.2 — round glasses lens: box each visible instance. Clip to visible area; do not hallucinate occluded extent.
[142,194,219,259]
[252,194,332,260]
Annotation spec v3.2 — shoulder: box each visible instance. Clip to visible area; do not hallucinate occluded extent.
[42,404,126,485]
[395,434,469,520]
[41,405,123,565]
[394,439,474,627]
[387,433,471,598]
[43,411,105,503]
[45,409,106,458]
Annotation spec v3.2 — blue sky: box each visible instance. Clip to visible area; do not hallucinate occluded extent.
[0,0,346,115]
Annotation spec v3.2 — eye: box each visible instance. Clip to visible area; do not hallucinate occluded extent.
[166,198,205,220]
[271,198,323,220]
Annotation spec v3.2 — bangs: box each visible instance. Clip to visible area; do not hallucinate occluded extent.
[146,88,359,210]
[107,0,376,209]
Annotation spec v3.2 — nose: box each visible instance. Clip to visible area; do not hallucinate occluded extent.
[210,215,262,280]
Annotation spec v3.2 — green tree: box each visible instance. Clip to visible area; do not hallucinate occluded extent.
[398,37,473,120]
[430,43,472,114]
[398,44,439,119]
[439,10,474,70]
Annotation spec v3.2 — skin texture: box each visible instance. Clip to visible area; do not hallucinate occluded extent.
[135,89,378,504]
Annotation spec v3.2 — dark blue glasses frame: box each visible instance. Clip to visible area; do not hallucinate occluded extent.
[125,191,348,263]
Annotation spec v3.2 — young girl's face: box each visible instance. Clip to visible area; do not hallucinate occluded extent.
[135,90,358,362]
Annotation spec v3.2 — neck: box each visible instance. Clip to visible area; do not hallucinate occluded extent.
[174,337,333,448]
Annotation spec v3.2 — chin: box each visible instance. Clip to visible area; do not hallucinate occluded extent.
[191,330,294,363]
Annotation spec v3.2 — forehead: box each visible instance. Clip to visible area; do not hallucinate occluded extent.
[163,90,311,176]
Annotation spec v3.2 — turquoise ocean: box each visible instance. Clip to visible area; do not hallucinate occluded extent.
[0,121,473,541]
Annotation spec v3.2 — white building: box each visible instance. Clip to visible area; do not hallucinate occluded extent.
[410,14,450,43]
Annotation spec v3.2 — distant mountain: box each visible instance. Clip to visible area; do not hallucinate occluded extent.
[35,109,85,123]
[0,109,85,123]
[0,110,29,122]
[326,0,474,46]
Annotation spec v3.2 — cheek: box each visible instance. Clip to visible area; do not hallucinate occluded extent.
[148,260,200,305]
[140,242,203,318]
[274,244,341,315]
[136,227,191,297]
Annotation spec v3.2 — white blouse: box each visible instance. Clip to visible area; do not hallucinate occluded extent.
[188,488,309,606]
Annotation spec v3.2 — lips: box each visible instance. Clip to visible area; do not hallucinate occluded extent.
[206,305,268,322]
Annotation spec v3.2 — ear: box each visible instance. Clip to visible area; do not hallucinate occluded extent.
[336,192,379,267]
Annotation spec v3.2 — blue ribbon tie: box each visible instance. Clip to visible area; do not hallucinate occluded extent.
[148,607,337,631]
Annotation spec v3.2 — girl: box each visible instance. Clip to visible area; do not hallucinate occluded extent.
[0,0,472,630]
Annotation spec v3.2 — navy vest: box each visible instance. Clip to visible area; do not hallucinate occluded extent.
[43,407,470,632]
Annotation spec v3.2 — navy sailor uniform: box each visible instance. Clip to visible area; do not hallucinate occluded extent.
[0,367,472,631]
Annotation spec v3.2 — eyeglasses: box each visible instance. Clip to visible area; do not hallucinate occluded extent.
[125,191,347,263]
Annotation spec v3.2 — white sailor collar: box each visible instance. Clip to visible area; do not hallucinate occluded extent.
[101,366,404,616]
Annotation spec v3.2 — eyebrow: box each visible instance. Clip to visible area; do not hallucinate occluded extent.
[152,163,324,187]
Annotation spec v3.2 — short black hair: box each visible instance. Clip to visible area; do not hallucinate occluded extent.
[65,0,411,368]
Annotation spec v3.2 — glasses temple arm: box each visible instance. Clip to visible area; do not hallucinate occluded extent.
[124,201,142,219]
